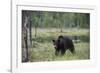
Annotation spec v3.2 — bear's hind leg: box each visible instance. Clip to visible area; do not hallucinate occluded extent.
[69,47,75,54]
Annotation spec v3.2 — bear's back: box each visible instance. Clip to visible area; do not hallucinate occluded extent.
[58,35,73,48]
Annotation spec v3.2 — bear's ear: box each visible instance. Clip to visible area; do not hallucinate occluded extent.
[52,39,55,43]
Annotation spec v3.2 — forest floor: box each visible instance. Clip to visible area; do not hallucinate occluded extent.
[28,28,90,62]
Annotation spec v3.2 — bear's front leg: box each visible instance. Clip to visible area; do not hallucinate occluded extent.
[55,49,60,55]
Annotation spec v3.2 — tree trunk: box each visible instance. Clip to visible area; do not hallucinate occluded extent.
[22,16,29,62]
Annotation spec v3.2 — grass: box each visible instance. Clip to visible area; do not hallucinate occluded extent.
[26,28,90,62]
[29,42,90,62]
[32,28,89,37]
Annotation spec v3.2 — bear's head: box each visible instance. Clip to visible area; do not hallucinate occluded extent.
[52,39,58,49]
[52,35,64,50]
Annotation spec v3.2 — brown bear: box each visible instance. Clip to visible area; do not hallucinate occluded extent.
[52,35,75,55]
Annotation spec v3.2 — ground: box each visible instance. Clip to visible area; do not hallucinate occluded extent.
[25,28,90,62]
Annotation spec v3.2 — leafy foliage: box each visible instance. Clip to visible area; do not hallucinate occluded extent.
[30,11,90,28]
